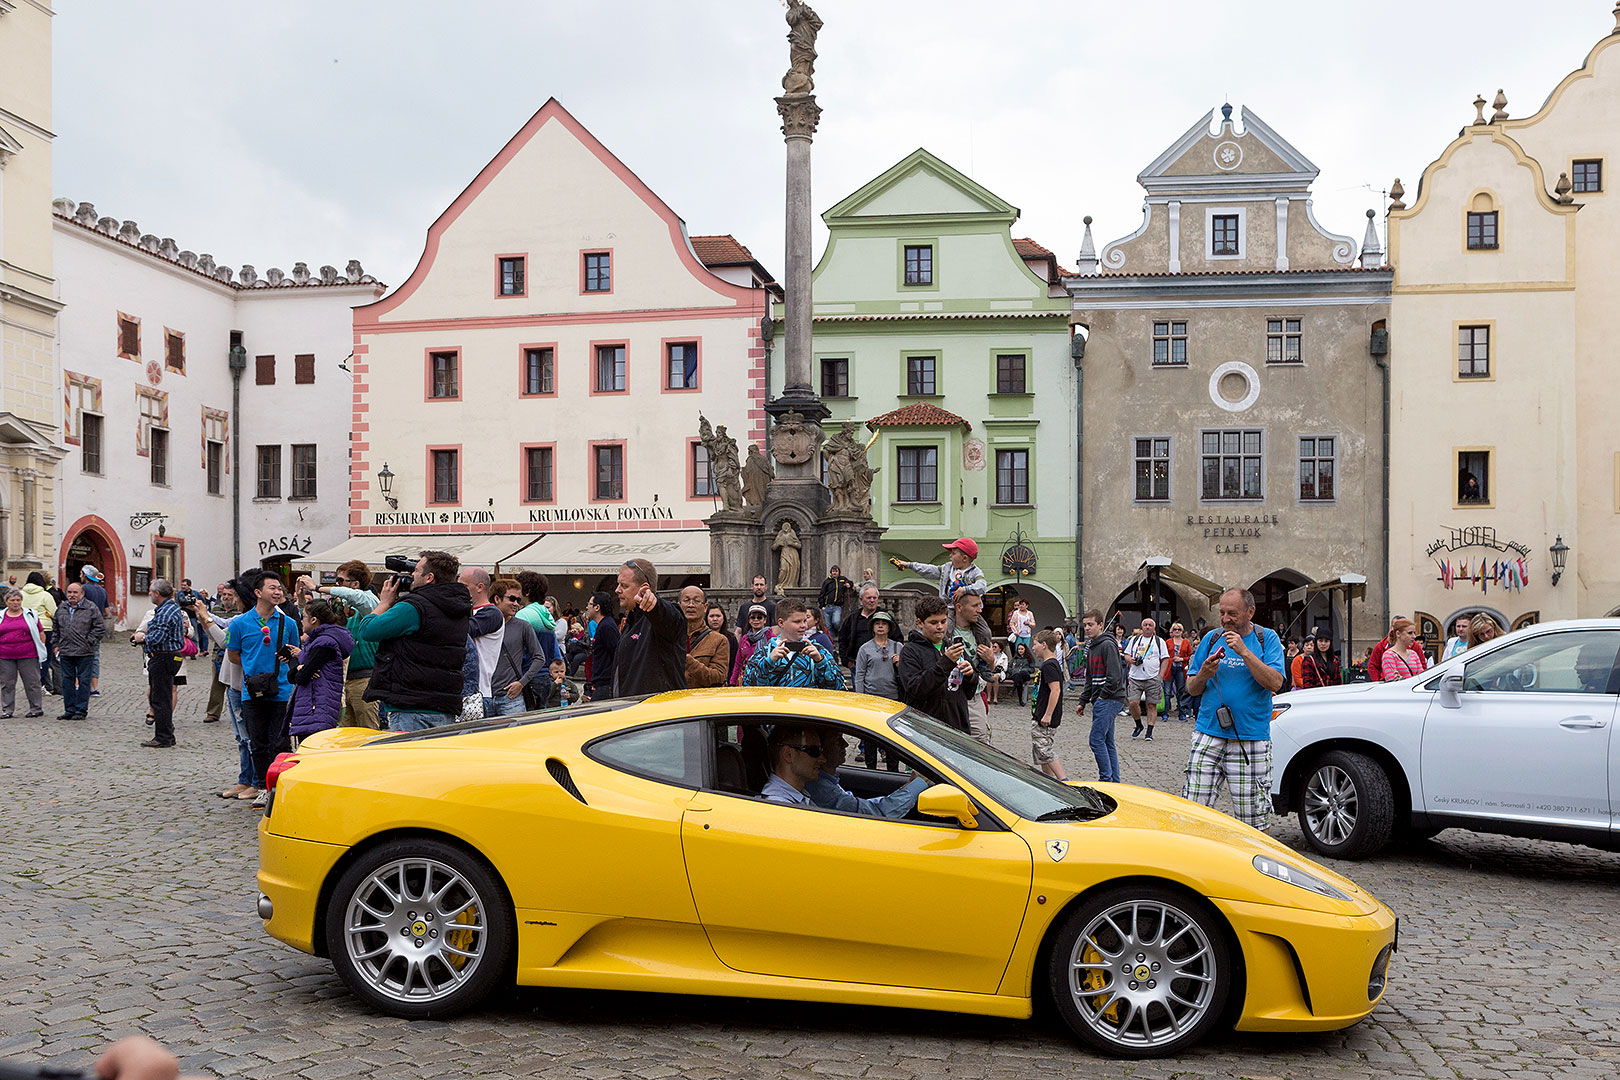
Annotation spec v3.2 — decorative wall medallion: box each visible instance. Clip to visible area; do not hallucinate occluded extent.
[963,439,986,472]
[1208,361,1260,412]
[144,360,163,386]
[1214,140,1243,171]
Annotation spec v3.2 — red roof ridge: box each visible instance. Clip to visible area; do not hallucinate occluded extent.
[866,401,972,432]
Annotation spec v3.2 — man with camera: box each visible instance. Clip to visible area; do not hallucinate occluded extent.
[1182,587,1285,831]
[741,598,842,689]
[356,550,473,731]
[225,570,302,797]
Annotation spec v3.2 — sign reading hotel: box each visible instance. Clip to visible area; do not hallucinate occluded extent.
[371,505,675,527]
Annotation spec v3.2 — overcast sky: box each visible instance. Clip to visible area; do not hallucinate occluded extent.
[52,2,1612,290]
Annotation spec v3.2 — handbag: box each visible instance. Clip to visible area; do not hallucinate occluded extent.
[244,612,285,701]
[180,633,199,659]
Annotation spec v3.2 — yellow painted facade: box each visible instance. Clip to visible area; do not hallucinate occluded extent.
[0,0,65,576]
[1388,13,1620,634]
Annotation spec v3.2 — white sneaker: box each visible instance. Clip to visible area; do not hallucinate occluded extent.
[251,790,268,809]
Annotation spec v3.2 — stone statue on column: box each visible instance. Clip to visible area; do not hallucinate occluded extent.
[825,420,877,516]
[772,519,803,594]
[782,1,822,94]
[698,414,745,514]
[741,443,773,513]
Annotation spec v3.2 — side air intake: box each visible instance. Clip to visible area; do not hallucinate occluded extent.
[546,758,587,804]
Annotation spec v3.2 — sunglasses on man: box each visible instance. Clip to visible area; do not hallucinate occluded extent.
[785,743,824,757]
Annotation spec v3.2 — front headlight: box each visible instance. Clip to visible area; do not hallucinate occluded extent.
[1253,854,1350,901]
[1269,703,1290,722]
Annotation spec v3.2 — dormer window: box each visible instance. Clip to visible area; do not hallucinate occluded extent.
[1466,194,1499,250]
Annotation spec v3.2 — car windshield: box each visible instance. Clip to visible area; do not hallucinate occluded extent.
[891,708,1112,823]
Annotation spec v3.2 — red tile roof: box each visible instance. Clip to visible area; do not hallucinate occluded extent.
[866,402,972,432]
[691,233,778,284]
[1013,236,1075,279]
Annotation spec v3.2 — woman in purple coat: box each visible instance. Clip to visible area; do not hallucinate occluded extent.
[283,599,354,745]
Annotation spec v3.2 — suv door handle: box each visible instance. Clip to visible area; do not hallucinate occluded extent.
[1558,717,1608,729]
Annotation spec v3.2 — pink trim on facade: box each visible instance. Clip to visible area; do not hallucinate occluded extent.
[686,437,708,500]
[587,339,630,396]
[424,346,462,402]
[579,248,615,297]
[354,98,757,326]
[355,304,759,336]
[117,311,141,361]
[348,337,370,527]
[350,518,713,536]
[494,252,529,299]
[426,444,463,507]
[517,341,559,397]
[660,335,702,393]
[519,442,558,505]
[59,514,128,624]
[587,440,628,503]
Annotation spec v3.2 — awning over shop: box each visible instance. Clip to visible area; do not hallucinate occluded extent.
[1288,573,1368,606]
[501,530,710,576]
[296,534,543,573]
[1138,557,1223,606]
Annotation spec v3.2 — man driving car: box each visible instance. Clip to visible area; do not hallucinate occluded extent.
[807,730,929,818]
[761,724,827,807]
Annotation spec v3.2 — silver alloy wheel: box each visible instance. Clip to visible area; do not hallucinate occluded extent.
[343,857,488,1004]
[1067,899,1218,1050]
[1303,763,1358,847]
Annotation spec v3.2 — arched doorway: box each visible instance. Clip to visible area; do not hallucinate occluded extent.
[1108,581,1193,636]
[1249,569,1312,640]
[986,581,1067,635]
[60,514,127,627]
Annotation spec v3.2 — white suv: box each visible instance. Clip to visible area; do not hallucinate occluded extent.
[1270,618,1619,859]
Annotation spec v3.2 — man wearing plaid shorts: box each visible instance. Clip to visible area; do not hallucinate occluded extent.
[1183,587,1285,830]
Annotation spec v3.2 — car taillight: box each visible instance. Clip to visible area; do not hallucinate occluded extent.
[266,753,300,791]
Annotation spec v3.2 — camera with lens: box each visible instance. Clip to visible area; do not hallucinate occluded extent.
[383,554,416,594]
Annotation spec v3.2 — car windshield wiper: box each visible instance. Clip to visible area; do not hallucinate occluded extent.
[1036,804,1109,822]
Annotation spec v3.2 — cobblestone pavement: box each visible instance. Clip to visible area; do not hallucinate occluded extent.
[4,640,1619,1080]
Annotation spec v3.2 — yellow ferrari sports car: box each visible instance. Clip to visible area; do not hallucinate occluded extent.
[257,688,1396,1059]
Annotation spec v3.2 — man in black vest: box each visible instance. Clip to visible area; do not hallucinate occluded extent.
[360,549,473,731]
[613,558,687,697]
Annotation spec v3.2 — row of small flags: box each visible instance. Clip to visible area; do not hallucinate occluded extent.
[1436,557,1528,592]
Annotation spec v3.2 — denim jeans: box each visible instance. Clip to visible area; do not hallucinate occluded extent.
[387,708,457,733]
[822,605,843,636]
[1089,698,1123,783]
[59,653,95,716]
[226,687,251,787]
[482,694,526,717]
[1163,666,1195,720]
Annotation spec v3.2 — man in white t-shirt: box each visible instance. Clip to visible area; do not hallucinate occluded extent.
[1124,617,1168,741]
[1441,615,1470,661]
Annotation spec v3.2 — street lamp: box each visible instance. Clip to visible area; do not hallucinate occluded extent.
[1549,535,1569,587]
[376,463,398,510]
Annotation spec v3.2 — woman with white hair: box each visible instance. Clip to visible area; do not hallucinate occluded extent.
[0,587,47,716]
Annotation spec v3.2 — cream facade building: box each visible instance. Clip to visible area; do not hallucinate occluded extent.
[0,0,65,579]
[1387,9,1620,638]
[331,99,775,608]
[1067,105,1390,654]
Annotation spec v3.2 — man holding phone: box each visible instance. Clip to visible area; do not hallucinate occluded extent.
[742,598,842,688]
[1182,587,1285,830]
[897,596,978,733]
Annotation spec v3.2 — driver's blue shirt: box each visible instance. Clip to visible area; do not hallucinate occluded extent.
[807,772,929,818]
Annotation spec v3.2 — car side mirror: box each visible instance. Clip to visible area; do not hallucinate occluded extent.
[917,783,979,829]
[1438,671,1465,708]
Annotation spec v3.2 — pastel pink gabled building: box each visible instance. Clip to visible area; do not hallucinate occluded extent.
[330,100,776,604]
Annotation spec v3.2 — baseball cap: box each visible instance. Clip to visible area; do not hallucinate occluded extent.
[871,610,896,629]
[941,537,979,559]
[82,565,102,582]
[748,604,769,617]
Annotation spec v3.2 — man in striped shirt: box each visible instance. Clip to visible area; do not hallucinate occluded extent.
[140,579,189,748]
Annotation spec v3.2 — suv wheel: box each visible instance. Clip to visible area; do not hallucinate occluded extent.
[1297,750,1394,859]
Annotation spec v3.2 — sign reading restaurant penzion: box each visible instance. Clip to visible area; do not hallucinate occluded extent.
[371,505,676,527]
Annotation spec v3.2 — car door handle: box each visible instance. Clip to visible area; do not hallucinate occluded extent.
[1558,717,1608,729]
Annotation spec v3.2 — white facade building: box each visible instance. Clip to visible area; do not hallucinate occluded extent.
[52,200,383,625]
[329,99,775,608]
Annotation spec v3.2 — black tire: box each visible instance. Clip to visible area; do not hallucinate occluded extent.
[1296,750,1395,859]
[324,838,514,1019]
[1048,884,1232,1058]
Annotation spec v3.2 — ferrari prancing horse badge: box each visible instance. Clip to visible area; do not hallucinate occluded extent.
[1046,838,1068,862]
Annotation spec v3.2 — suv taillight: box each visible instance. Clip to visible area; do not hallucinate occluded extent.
[265,753,300,791]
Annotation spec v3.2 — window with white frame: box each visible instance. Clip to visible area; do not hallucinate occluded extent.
[1298,436,1336,502]
[897,446,938,502]
[995,449,1029,505]
[1206,208,1245,258]
[1201,429,1263,500]
[1152,321,1187,366]
[1266,319,1302,364]
[1134,437,1170,501]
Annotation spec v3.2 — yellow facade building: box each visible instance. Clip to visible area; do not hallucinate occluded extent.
[1387,7,1620,639]
[0,0,64,578]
